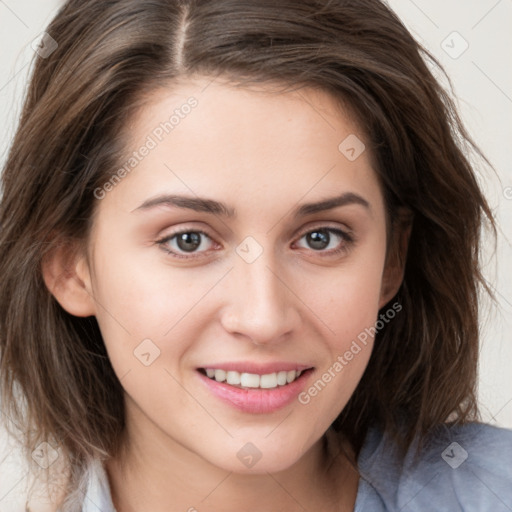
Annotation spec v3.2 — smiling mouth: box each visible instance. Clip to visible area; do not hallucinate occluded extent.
[197,367,314,390]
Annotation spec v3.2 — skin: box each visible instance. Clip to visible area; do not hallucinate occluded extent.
[44,76,406,512]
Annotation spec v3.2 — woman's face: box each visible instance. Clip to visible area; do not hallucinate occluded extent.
[76,77,399,473]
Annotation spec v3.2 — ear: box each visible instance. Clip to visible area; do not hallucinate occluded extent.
[379,209,413,309]
[41,241,96,317]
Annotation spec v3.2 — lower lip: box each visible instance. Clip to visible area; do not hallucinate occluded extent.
[196,369,314,414]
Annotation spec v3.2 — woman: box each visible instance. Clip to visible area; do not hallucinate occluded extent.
[1,0,511,510]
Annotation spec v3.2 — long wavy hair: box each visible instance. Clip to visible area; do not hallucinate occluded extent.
[0,0,495,509]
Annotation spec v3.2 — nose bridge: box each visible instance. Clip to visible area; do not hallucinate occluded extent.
[222,240,298,342]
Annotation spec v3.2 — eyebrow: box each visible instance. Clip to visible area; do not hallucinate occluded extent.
[295,192,370,216]
[132,194,235,217]
[132,192,371,217]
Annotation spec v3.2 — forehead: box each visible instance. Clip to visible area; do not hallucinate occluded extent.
[129,77,364,154]
[104,76,383,217]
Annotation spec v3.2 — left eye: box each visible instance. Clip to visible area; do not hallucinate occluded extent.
[295,228,349,252]
[159,230,214,255]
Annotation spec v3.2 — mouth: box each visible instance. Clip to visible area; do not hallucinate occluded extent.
[195,364,315,414]
[197,367,311,390]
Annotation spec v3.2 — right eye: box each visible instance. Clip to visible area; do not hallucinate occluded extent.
[157,229,218,258]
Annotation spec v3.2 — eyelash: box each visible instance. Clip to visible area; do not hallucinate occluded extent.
[156,226,354,260]
[157,229,216,260]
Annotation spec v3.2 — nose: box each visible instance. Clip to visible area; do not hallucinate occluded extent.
[220,248,301,345]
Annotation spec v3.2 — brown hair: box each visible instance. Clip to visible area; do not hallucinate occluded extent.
[0,0,495,508]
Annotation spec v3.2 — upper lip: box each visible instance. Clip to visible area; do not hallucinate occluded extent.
[198,361,314,374]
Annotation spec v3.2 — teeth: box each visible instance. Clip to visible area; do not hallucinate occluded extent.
[277,371,288,386]
[214,369,226,382]
[226,370,241,385]
[260,373,277,389]
[241,373,260,388]
[203,368,306,389]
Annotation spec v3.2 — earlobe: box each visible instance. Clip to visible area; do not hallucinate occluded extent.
[41,243,96,317]
[379,211,413,309]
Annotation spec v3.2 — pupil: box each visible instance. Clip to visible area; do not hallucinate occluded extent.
[308,230,329,250]
[177,232,201,252]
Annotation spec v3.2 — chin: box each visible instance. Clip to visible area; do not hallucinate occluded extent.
[204,435,314,475]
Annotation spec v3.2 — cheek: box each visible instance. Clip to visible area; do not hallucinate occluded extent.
[91,216,209,329]
[291,246,386,411]
[89,245,229,379]
[294,270,382,422]
[89,263,206,422]
[296,247,386,345]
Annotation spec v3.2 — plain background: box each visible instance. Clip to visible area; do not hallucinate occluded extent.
[0,0,510,435]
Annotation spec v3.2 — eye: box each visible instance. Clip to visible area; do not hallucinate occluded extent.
[294,227,353,254]
[157,230,216,258]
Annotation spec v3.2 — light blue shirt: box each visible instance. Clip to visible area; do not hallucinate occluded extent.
[83,422,512,511]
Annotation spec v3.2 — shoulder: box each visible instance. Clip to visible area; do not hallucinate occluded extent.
[355,422,512,512]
